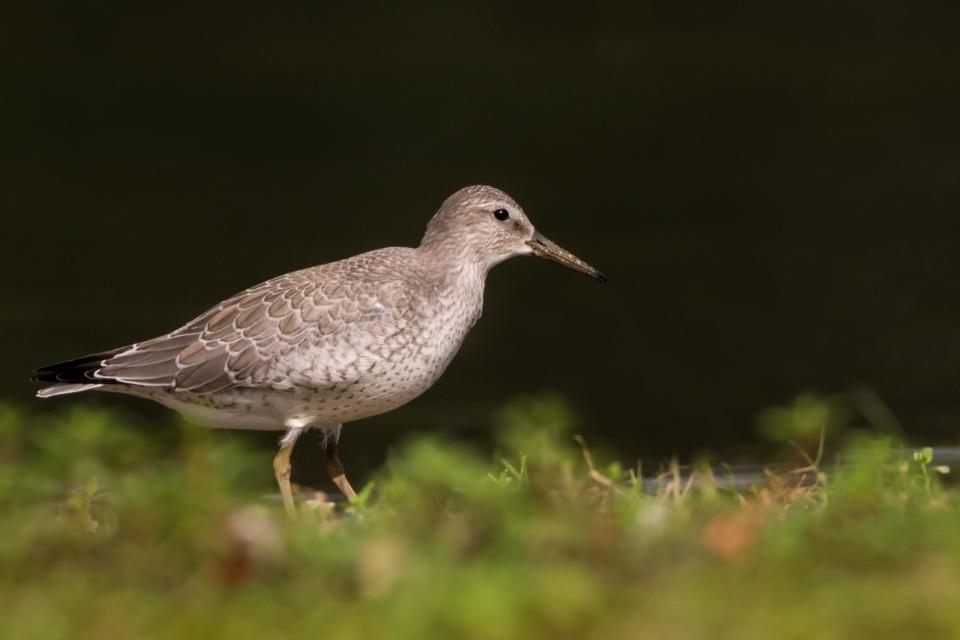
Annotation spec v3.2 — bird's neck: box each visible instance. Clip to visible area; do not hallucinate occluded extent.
[415,243,489,311]
[417,237,492,282]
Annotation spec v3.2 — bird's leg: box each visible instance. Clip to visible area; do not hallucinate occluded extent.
[322,426,357,501]
[273,427,303,518]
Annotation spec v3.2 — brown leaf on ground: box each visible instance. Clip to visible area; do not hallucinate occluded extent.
[701,508,766,560]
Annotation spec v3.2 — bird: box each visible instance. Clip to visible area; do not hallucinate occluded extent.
[32,185,606,515]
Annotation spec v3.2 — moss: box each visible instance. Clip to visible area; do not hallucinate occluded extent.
[1,397,959,638]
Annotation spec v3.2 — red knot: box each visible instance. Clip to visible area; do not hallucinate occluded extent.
[33,185,605,516]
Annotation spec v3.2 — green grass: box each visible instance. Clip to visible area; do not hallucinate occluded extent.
[2,395,959,639]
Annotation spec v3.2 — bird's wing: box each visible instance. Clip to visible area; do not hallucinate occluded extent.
[96,266,412,394]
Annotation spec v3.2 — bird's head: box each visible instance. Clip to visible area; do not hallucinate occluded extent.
[420,185,606,282]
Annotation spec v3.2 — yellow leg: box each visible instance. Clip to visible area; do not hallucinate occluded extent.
[273,429,302,518]
[324,438,357,501]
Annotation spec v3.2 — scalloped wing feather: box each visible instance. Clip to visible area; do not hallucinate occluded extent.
[93,258,414,394]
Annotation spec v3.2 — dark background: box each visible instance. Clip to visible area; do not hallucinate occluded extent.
[4,3,960,480]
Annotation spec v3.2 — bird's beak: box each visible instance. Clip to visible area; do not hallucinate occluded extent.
[526,231,607,283]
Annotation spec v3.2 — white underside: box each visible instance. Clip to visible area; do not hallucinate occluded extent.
[100,383,430,432]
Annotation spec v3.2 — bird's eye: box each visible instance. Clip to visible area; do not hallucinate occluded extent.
[493,208,510,221]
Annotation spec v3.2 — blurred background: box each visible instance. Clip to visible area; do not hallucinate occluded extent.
[4,2,960,482]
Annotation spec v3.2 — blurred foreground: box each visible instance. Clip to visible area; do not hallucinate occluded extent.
[2,396,959,639]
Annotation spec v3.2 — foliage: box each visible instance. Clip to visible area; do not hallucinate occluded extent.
[1,397,959,639]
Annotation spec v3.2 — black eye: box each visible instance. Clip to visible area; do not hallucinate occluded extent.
[493,208,510,221]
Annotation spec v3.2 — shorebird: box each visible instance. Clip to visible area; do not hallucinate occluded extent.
[32,185,605,514]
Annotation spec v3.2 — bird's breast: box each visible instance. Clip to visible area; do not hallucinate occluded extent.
[405,279,485,382]
[285,276,482,389]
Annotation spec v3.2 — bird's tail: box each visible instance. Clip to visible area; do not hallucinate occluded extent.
[32,348,124,398]
[36,383,103,398]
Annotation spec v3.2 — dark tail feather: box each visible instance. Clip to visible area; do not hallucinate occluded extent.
[32,349,124,385]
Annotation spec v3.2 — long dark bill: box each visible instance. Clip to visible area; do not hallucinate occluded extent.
[526,232,607,283]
